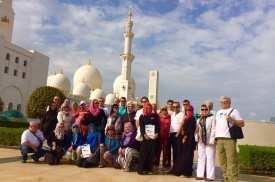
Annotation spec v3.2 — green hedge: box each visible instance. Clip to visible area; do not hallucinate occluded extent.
[0,121,28,128]
[0,127,25,146]
[27,86,65,118]
[239,145,275,175]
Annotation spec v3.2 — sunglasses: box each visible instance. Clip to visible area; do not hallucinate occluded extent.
[173,106,180,108]
[201,108,208,111]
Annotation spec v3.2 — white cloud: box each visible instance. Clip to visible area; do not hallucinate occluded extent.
[12,0,275,120]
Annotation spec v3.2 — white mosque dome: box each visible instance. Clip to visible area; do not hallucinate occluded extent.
[47,72,71,95]
[73,63,102,91]
[73,82,90,99]
[113,75,135,97]
[90,88,104,100]
[105,93,115,105]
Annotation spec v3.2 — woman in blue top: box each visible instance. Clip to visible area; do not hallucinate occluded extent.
[99,125,120,167]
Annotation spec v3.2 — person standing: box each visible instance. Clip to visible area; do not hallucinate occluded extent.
[137,103,160,175]
[169,101,184,167]
[172,105,196,177]
[215,96,244,182]
[195,104,216,181]
[166,100,174,115]
[89,99,107,144]
[126,101,137,131]
[156,107,171,169]
[41,102,58,147]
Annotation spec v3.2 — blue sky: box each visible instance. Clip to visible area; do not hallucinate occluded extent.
[12,0,275,120]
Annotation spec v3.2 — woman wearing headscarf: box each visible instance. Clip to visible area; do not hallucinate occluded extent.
[105,104,119,129]
[195,104,216,181]
[171,105,196,177]
[156,107,171,170]
[137,103,160,175]
[89,99,107,144]
[57,101,74,149]
[41,102,58,147]
[74,101,91,142]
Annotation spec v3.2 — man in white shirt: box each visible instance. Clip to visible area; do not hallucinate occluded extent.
[169,101,184,166]
[134,96,149,127]
[215,96,244,182]
[21,119,45,163]
[166,99,174,116]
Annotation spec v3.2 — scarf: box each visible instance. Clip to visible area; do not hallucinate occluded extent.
[89,101,100,117]
[118,106,127,117]
[123,131,133,146]
[199,116,207,145]
[199,113,213,144]
[54,122,65,140]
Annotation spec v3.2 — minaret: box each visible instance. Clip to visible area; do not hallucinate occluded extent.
[0,0,14,42]
[119,8,135,99]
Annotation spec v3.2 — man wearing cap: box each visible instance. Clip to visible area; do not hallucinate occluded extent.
[20,119,45,163]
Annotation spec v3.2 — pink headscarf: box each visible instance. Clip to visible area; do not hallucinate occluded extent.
[89,100,100,117]
[184,105,194,122]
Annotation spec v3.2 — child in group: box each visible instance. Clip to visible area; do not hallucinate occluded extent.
[117,121,140,171]
[99,125,120,168]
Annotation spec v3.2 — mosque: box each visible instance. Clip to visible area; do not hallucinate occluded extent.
[0,0,158,114]
[0,0,49,113]
[47,9,159,105]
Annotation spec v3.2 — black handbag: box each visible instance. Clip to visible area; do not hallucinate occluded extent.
[227,109,244,140]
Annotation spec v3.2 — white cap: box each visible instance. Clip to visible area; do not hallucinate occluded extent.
[79,100,86,106]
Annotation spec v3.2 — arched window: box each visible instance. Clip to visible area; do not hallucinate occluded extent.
[16,104,21,112]
[8,102,13,111]
[6,53,10,60]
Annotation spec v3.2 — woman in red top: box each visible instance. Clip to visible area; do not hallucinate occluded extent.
[156,107,171,169]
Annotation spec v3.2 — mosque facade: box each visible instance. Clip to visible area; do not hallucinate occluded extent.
[0,0,49,113]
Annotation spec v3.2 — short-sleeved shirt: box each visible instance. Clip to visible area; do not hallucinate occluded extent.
[134,109,143,122]
[215,108,243,138]
[21,129,45,147]
[170,111,184,133]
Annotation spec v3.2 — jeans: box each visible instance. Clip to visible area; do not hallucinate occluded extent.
[20,144,45,161]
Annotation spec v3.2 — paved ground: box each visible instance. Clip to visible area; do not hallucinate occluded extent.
[0,148,274,182]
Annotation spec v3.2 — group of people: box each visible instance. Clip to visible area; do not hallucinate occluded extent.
[20,95,244,182]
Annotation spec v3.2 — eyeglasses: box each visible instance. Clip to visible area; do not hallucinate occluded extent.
[183,103,189,106]
[201,108,208,111]
[94,102,99,104]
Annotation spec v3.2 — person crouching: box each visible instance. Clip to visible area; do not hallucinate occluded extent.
[76,123,101,168]
[20,119,45,163]
[117,121,140,171]
[99,125,120,168]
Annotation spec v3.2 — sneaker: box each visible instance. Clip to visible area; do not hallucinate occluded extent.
[31,155,39,162]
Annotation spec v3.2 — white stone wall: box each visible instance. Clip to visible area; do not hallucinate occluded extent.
[0,38,49,113]
[148,70,159,104]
